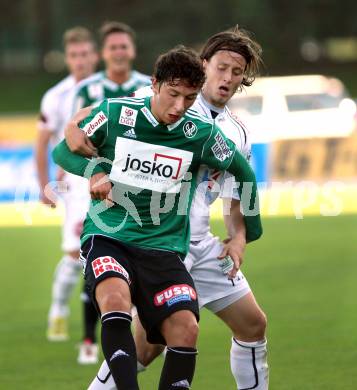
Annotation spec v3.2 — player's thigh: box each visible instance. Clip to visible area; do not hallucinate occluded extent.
[132,249,199,345]
[80,235,134,314]
[215,291,267,339]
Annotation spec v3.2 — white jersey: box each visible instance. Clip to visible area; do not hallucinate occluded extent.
[38,75,77,146]
[38,74,90,252]
[189,93,251,240]
[133,86,251,241]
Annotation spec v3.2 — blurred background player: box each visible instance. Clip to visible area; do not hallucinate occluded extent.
[72,20,151,364]
[87,27,269,389]
[35,26,99,363]
[75,21,151,109]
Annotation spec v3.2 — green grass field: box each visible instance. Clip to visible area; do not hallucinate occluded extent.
[1,215,356,389]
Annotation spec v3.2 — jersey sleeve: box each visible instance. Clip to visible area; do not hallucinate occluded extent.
[219,134,252,201]
[201,124,262,242]
[52,140,107,178]
[53,99,111,178]
[38,91,60,133]
[78,99,110,147]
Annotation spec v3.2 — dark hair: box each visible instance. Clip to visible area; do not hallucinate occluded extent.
[200,26,262,87]
[153,45,206,89]
[99,21,136,46]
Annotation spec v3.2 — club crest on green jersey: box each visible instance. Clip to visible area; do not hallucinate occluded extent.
[183,121,198,138]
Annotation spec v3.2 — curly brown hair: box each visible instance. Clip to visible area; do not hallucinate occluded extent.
[200,26,262,88]
[153,45,206,89]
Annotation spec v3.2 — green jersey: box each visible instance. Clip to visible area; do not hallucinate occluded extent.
[53,96,262,255]
[75,70,151,109]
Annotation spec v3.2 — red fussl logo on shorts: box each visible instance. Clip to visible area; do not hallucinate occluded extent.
[154,284,197,306]
[91,256,130,283]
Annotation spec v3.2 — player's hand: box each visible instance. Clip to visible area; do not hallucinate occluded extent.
[218,235,246,279]
[40,185,57,208]
[65,107,98,157]
[89,172,112,201]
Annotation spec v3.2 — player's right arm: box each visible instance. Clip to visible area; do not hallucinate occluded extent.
[35,92,60,207]
[52,100,111,199]
[65,106,98,157]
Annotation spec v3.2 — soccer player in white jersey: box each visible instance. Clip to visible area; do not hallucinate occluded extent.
[65,27,269,389]
[35,27,98,363]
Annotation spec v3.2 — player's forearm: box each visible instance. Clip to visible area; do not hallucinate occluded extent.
[52,140,105,178]
[227,151,262,242]
[35,135,50,191]
[224,199,246,241]
[35,148,49,190]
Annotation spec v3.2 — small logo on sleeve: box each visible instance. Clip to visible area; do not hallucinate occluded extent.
[82,111,108,136]
[211,133,233,161]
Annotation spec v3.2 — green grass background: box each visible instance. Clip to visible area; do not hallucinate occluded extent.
[0,215,356,389]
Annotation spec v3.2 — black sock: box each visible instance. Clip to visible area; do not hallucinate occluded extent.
[101,311,139,390]
[159,347,198,390]
[82,288,98,342]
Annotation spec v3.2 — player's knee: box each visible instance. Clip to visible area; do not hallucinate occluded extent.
[171,316,199,346]
[244,311,267,340]
[97,290,130,313]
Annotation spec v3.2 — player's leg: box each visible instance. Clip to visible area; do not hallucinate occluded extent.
[133,313,165,368]
[78,285,99,364]
[159,310,198,390]
[87,314,164,390]
[47,176,85,341]
[133,247,200,390]
[214,293,269,390]
[190,234,269,389]
[47,247,82,341]
[82,235,139,390]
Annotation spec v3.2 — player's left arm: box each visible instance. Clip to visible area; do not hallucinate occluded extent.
[201,124,262,243]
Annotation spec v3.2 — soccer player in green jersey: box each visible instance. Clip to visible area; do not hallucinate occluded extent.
[53,46,262,389]
[72,21,151,360]
[75,21,151,110]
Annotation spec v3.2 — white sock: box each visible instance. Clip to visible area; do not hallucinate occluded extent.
[87,359,146,389]
[87,360,116,390]
[231,338,269,390]
[48,255,82,319]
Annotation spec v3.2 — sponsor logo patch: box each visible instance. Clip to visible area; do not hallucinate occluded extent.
[141,106,159,127]
[119,106,138,127]
[91,256,130,283]
[211,133,233,162]
[154,284,197,307]
[110,138,193,193]
[123,128,137,138]
[82,111,108,136]
[183,121,197,138]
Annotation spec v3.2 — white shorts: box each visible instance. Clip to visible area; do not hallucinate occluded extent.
[61,173,90,252]
[185,233,251,313]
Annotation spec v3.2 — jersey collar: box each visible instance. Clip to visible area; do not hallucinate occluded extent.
[141,96,185,131]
